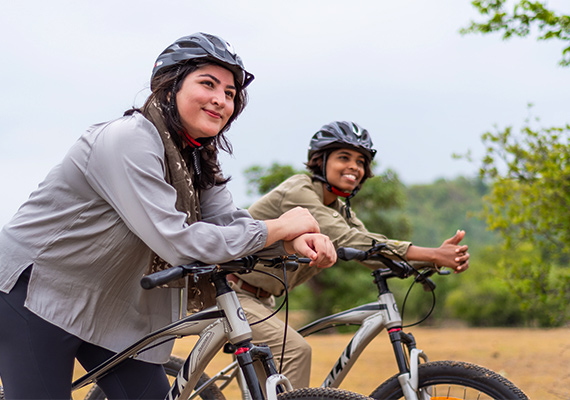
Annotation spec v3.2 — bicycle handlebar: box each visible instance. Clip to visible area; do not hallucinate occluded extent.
[141,255,311,290]
[336,246,368,261]
[336,246,448,292]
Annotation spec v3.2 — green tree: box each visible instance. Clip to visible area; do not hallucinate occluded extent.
[404,177,495,248]
[396,177,509,326]
[462,0,570,66]
[476,117,570,326]
[244,163,305,196]
[463,0,570,326]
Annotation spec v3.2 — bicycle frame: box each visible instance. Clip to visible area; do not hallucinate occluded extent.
[300,299,398,388]
[198,267,431,400]
[72,281,290,400]
[298,268,429,399]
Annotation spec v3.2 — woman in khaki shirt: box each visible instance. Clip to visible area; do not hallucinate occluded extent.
[236,121,470,388]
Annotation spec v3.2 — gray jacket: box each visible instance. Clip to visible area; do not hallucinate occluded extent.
[0,113,276,362]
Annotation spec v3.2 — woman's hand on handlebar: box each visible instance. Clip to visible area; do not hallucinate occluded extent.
[263,206,320,246]
[284,233,337,268]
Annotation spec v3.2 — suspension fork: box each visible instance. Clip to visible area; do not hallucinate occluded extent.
[373,269,430,399]
[389,329,430,399]
[234,342,293,400]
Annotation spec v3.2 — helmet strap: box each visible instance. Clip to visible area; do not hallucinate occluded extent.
[177,129,203,176]
[179,130,203,148]
[329,185,352,198]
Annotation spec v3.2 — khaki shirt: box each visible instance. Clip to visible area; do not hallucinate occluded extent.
[244,174,411,296]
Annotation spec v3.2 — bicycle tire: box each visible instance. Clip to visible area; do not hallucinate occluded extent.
[370,360,528,400]
[278,387,372,399]
[84,355,225,400]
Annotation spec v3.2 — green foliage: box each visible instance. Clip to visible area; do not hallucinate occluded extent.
[446,278,525,326]
[404,177,496,248]
[473,114,570,326]
[479,118,570,256]
[445,245,526,326]
[494,242,570,327]
[462,1,570,326]
[462,0,570,66]
[396,177,508,326]
[244,163,305,196]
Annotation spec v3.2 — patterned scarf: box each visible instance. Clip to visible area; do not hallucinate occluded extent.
[142,101,215,312]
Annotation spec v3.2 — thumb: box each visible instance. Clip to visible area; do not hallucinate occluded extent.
[444,230,465,246]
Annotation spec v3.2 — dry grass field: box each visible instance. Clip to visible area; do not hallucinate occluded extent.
[68,326,569,399]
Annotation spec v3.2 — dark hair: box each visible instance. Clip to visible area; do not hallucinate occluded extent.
[140,60,249,190]
[305,147,374,187]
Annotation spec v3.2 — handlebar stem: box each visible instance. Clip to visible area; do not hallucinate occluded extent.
[372,268,394,295]
[211,271,233,297]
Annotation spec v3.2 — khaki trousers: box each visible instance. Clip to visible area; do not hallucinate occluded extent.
[231,287,312,388]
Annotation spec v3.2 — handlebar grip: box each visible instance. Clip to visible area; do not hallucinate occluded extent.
[141,266,184,290]
[337,247,367,261]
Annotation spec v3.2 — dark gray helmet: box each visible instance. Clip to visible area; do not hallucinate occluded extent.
[308,121,376,162]
[151,32,254,89]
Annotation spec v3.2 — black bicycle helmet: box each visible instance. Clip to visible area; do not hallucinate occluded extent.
[151,32,254,90]
[308,121,376,162]
[308,121,377,218]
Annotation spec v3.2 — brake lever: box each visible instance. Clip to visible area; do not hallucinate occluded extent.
[415,273,437,292]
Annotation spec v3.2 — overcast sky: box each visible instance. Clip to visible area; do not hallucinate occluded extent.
[1,0,569,225]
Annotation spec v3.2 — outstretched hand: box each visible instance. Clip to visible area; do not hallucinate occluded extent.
[406,230,470,274]
[437,230,470,273]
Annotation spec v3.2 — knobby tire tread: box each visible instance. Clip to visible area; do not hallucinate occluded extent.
[278,387,373,399]
[370,360,528,400]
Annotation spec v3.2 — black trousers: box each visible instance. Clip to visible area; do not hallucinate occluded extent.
[0,267,170,399]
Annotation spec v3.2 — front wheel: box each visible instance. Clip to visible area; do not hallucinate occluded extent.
[278,388,372,399]
[370,360,528,400]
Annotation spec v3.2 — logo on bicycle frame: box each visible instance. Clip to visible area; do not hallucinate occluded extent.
[237,307,247,321]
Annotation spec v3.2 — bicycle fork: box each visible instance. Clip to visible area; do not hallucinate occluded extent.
[388,328,429,400]
[375,270,430,400]
[234,343,293,400]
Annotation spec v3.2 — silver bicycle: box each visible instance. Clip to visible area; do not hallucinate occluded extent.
[92,245,529,400]
[67,255,371,400]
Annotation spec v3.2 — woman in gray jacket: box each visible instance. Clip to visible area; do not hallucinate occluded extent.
[0,33,335,399]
